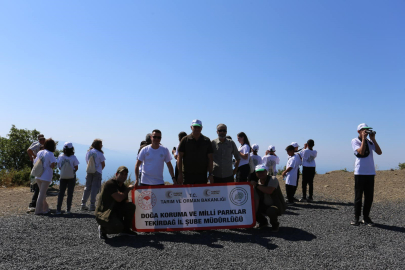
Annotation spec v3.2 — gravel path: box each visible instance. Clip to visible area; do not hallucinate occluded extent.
[1,197,404,269]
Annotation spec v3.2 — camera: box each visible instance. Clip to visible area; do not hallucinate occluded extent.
[365,130,376,135]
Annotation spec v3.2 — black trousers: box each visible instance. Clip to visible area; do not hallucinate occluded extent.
[285,184,296,203]
[302,166,316,198]
[97,202,136,234]
[213,176,234,183]
[354,175,375,218]
[57,177,76,211]
[256,204,279,226]
[183,173,208,185]
[236,164,250,182]
[29,183,39,208]
[174,162,179,181]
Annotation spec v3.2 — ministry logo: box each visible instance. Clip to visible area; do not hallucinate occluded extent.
[137,190,157,210]
[229,187,248,206]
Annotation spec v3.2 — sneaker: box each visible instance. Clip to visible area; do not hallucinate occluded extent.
[254,223,269,229]
[351,217,360,226]
[307,197,314,202]
[66,210,72,214]
[27,207,35,212]
[119,229,137,236]
[98,225,108,239]
[89,205,96,211]
[362,217,374,226]
[80,205,89,211]
[299,197,307,202]
[55,210,62,215]
[293,197,299,202]
[286,201,295,206]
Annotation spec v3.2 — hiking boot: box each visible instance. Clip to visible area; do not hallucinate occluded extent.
[351,217,360,226]
[55,210,62,215]
[119,229,137,236]
[299,197,307,202]
[362,217,374,227]
[307,197,314,202]
[89,205,96,211]
[254,222,269,229]
[80,205,89,211]
[98,225,108,239]
[293,197,299,202]
[66,210,72,214]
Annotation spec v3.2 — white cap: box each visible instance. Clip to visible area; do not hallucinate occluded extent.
[255,164,268,172]
[268,145,276,152]
[357,123,372,131]
[191,119,202,127]
[291,142,299,148]
[64,142,73,149]
[252,144,259,151]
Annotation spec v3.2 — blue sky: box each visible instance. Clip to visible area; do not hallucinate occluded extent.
[1,1,404,182]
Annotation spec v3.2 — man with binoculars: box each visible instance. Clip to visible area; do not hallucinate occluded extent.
[350,123,382,226]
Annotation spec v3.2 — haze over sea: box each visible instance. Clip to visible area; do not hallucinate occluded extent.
[1,0,404,180]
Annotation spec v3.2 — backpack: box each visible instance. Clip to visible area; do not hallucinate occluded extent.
[86,155,96,173]
[60,159,75,179]
[31,157,44,178]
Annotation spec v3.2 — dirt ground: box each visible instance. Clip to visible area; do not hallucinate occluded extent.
[1,170,404,217]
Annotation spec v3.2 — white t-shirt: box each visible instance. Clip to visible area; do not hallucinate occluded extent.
[262,155,280,175]
[238,144,250,167]
[57,154,80,174]
[301,149,317,167]
[285,155,299,186]
[86,149,106,174]
[351,138,376,175]
[34,150,57,182]
[249,153,262,167]
[138,145,172,185]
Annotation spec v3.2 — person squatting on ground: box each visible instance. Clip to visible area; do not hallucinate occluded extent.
[262,145,280,176]
[177,119,214,185]
[81,139,106,211]
[136,133,152,184]
[236,132,251,182]
[56,142,79,214]
[248,144,262,182]
[27,134,46,211]
[300,140,317,202]
[33,138,57,215]
[96,166,136,239]
[282,145,300,205]
[350,123,382,226]
[135,129,176,186]
[172,131,187,183]
[211,124,240,183]
[251,164,286,232]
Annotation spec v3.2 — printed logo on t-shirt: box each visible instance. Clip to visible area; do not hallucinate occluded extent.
[307,156,315,163]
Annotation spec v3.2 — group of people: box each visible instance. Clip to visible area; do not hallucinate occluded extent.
[25,120,381,238]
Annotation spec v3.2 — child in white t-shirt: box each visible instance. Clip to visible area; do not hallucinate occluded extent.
[56,142,80,214]
[262,145,280,176]
[81,139,106,211]
[249,144,262,181]
[282,145,300,205]
[300,140,317,202]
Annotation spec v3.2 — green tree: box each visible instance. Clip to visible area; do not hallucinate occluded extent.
[0,125,40,170]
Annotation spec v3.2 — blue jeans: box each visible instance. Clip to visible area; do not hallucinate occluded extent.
[81,172,102,207]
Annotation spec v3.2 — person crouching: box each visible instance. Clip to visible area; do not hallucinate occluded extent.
[251,164,286,232]
[96,166,136,239]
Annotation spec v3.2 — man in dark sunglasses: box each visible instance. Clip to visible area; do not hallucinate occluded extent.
[211,124,240,183]
[135,129,176,186]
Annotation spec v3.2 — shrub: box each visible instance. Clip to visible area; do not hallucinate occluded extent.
[399,163,405,170]
[277,166,286,175]
[0,167,31,187]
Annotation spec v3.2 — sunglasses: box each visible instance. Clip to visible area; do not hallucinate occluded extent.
[152,136,161,139]
[217,129,227,132]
